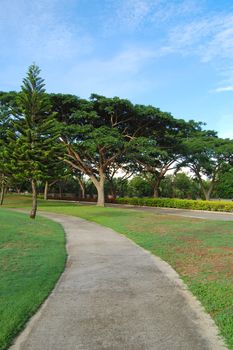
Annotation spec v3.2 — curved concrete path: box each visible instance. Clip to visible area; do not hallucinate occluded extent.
[108,203,233,221]
[10,213,227,350]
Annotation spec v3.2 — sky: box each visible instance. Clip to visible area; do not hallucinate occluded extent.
[1,0,233,138]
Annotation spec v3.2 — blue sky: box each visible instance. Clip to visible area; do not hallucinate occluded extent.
[1,0,233,138]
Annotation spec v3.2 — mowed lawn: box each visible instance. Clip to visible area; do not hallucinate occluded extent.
[3,194,233,349]
[0,208,66,350]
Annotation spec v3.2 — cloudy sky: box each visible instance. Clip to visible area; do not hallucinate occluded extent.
[1,0,233,138]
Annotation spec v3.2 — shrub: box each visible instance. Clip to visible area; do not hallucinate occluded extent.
[115,197,233,212]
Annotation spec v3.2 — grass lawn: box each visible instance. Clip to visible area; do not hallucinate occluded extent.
[2,194,233,348]
[0,208,66,350]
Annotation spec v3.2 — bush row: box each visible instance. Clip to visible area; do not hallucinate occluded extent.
[115,197,233,212]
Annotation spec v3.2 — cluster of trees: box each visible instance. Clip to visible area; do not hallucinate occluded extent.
[14,171,231,201]
[1,64,233,218]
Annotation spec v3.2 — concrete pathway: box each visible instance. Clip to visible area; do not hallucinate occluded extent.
[10,213,227,350]
[107,203,233,221]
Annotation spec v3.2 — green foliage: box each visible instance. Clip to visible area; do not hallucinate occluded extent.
[107,177,129,197]
[127,176,152,197]
[8,64,61,182]
[125,114,201,196]
[215,167,233,199]
[57,94,166,205]
[172,173,199,199]
[116,197,233,212]
[0,95,17,204]
[160,175,174,197]
[183,134,233,199]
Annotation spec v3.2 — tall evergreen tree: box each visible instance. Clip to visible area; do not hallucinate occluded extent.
[9,64,60,218]
[0,103,11,204]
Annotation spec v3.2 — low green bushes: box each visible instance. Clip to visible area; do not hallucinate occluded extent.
[116,197,233,212]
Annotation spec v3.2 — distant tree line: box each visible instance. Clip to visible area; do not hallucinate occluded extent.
[0,64,233,217]
[10,171,233,201]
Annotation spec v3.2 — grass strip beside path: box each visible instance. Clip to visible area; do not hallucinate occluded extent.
[0,209,66,350]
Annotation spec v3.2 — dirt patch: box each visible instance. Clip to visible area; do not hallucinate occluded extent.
[0,242,39,249]
[173,237,233,279]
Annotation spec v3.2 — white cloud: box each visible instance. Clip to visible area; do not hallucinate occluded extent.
[150,0,202,24]
[105,0,156,30]
[164,13,233,62]
[104,0,201,32]
[212,86,233,93]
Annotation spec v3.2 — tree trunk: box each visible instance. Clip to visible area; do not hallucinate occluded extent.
[153,178,162,198]
[204,185,214,201]
[200,181,214,201]
[44,180,49,200]
[90,172,105,207]
[153,187,159,198]
[30,179,37,219]
[77,177,85,199]
[109,179,116,199]
[0,184,5,206]
[96,181,105,206]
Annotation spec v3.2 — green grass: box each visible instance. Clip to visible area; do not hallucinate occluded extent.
[2,194,233,348]
[0,208,66,350]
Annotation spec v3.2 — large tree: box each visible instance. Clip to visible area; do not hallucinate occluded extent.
[183,134,233,200]
[58,94,156,206]
[8,64,60,218]
[127,116,200,197]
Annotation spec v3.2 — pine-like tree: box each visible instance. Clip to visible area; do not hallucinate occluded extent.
[9,64,60,218]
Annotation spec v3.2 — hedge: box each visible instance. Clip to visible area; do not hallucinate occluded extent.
[115,197,233,212]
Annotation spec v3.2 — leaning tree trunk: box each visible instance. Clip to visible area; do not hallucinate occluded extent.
[44,180,49,200]
[199,179,214,201]
[203,187,213,201]
[0,184,5,206]
[30,179,37,219]
[77,177,85,199]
